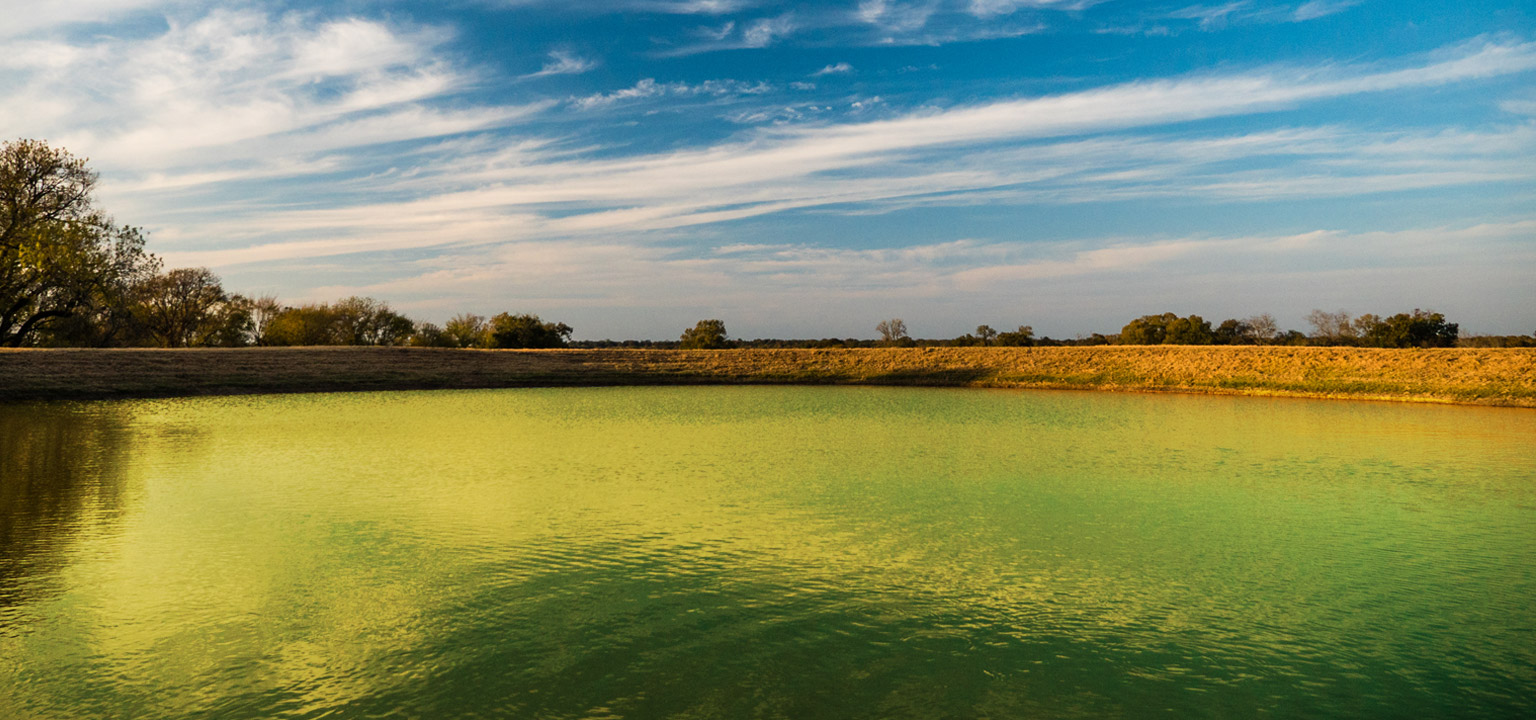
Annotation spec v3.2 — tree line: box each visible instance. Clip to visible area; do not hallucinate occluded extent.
[5,139,1531,350]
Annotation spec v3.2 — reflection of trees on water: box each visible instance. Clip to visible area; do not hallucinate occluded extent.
[0,404,133,617]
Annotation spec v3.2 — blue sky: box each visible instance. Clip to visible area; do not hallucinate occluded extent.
[3,0,1533,338]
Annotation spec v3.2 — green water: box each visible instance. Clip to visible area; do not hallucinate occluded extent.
[1,387,1533,719]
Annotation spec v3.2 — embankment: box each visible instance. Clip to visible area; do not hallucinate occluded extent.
[1,346,1532,406]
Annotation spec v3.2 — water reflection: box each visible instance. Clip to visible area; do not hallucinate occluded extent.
[0,403,133,622]
[0,388,1533,719]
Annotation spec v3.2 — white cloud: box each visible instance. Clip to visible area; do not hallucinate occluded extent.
[522,49,598,79]
[90,37,1536,272]
[857,0,940,34]
[1502,98,1536,116]
[8,12,1534,335]
[1166,2,1252,30]
[813,62,855,76]
[1293,0,1365,22]
[968,0,1103,17]
[571,77,774,109]
[656,11,796,55]
[742,13,796,47]
[0,0,175,38]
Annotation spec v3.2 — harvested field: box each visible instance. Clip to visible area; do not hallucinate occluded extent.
[1,345,1533,406]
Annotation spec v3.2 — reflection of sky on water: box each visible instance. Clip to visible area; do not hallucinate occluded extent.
[1,388,1533,718]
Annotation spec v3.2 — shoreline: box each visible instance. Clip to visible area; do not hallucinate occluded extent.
[2,346,1533,408]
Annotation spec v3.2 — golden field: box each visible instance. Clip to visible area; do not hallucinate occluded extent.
[1,345,1532,406]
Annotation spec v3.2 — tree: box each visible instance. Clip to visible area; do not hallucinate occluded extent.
[1213,318,1251,345]
[262,304,342,346]
[1306,309,1357,345]
[679,319,729,349]
[1119,313,1175,344]
[409,323,457,348]
[1120,313,1214,345]
[247,295,282,345]
[332,296,414,346]
[995,325,1035,347]
[443,313,488,348]
[975,325,998,345]
[1,140,158,346]
[1164,314,1213,344]
[1245,314,1279,344]
[486,313,571,348]
[876,318,908,345]
[135,267,233,347]
[1357,309,1458,348]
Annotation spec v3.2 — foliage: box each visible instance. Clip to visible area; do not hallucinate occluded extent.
[1120,313,1213,345]
[134,267,254,347]
[409,323,457,348]
[0,140,160,346]
[261,297,413,346]
[443,313,489,348]
[995,326,1036,347]
[1306,309,1357,344]
[679,319,729,349]
[876,318,909,345]
[1356,309,1459,348]
[486,313,572,349]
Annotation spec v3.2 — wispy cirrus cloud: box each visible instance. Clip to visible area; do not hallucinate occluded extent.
[522,49,598,79]
[1293,0,1365,21]
[7,2,1534,334]
[134,38,1536,270]
[570,77,775,109]
[658,12,797,55]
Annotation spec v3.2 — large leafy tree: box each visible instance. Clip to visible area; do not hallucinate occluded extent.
[486,313,572,349]
[135,267,256,347]
[260,297,415,346]
[679,319,729,349]
[1,140,157,346]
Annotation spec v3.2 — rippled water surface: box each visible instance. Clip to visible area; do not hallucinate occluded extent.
[2,387,1534,718]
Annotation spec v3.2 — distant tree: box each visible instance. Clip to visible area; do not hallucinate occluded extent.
[1164,315,1213,344]
[1213,318,1251,345]
[1119,313,1174,344]
[876,318,908,345]
[1306,309,1357,345]
[1245,314,1280,344]
[1278,330,1308,345]
[1120,313,1214,345]
[1,139,159,346]
[995,325,1035,347]
[330,296,414,346]
[247,294,282,345]
[1357,309,1458,348]
[135,267,233,347]
[679,319,729,349]
[443,313,488,348]
[409,323,456,348]
[975,325,998,345]
[262,304,341,346]
[487,313,571,349]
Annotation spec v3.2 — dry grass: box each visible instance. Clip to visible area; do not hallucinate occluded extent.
[1,345,1532,406]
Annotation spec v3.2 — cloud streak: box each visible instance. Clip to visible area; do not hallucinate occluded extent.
[37,33,1528,270]
[522,49,598,78]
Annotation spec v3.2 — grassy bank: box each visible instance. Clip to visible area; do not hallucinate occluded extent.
[2,346,1533,407]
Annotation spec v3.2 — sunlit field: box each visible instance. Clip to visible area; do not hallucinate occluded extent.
[3,346,1533,406]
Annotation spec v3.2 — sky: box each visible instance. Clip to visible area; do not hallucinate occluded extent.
[2,0,1533,339]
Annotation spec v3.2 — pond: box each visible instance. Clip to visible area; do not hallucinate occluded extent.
[1,387,1533,718]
